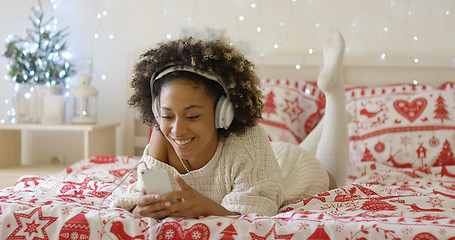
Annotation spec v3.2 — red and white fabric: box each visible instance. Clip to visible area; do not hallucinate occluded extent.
[345,82,455,169]
[1,81,455,239]
[0,155,454,239]
[258,78,325,145]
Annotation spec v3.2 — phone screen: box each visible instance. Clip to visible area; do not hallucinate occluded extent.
[140,169,174,195]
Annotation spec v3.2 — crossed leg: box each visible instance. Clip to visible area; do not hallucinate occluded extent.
[299,30,349,187]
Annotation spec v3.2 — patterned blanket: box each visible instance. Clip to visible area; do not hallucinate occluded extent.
[1,155,454,239]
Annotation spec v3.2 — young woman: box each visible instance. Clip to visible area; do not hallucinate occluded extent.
[111,31,349,218]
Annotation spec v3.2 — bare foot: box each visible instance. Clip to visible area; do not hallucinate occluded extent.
[317,30,345,94]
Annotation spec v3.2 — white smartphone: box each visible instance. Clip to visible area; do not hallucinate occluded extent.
[140,169,174,195]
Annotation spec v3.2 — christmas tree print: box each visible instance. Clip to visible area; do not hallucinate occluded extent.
[307,224,330,240]
[263,91,277,117]
[220,224,237,240]
[433,140,455,166]
[433,95,450,123]
[361,147,377,162]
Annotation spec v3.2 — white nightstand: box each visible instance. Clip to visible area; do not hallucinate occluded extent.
[0,123,119,168]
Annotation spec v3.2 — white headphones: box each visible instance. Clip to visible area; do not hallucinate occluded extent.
[150,65,234,130]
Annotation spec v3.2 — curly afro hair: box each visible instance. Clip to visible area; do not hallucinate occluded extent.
[128,37,264,136]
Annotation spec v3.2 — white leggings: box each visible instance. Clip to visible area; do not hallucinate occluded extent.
[299,30,349,187]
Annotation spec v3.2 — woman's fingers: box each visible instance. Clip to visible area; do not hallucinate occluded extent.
[135,194,173,219]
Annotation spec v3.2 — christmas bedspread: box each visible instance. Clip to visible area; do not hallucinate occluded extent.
[1,155,454,240]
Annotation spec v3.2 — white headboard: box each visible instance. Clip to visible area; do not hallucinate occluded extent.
[249,55,455,87]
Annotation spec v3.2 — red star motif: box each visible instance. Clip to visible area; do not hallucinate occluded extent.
[25,220,40,237]
[283,97,304,123]
[7,207,57,240]
[249,224,294,240]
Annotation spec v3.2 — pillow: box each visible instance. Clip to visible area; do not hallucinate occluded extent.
[345,82,455,169]
[258,78,325,145]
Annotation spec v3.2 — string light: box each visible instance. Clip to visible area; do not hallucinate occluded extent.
[3,0,454,124]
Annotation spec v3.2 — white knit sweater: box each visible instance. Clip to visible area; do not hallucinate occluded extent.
[110,124,328,216]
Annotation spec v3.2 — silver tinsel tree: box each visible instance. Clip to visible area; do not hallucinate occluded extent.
[3,0,74,86]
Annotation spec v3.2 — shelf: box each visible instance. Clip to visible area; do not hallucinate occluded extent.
[0,123,119,168]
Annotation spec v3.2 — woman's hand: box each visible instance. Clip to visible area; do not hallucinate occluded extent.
[132,188,174,219]
[133,175,237,219]
[161,175,236,217]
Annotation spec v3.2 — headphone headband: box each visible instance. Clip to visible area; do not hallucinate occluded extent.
[150,65,229,96]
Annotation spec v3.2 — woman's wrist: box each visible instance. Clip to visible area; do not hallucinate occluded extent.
[205,198,237,216]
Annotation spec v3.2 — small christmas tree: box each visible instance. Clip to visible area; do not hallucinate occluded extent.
[3,0,74,86]
[361,147,377,162]
[433,140,455,166]
[263,91,277,117]
[220,224,237,240]
[434,95,449,124]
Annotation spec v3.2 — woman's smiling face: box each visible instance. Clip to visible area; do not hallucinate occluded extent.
[158,79,219,165]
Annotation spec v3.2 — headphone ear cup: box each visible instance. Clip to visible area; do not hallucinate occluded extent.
[152,96,160,124]
[215,95,234,129]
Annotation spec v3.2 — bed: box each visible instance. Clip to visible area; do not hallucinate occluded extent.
[1,54,455,239]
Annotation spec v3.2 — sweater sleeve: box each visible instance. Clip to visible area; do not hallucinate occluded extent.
[109,160,148,211]
[220,125,283,216]
[272,142,329,206]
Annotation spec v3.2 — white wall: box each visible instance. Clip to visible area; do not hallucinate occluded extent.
[0,0,454,163]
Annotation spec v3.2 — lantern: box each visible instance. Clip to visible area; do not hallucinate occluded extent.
[71,74,98,124]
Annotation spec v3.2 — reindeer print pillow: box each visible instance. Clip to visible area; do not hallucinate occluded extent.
[345,82,455,169]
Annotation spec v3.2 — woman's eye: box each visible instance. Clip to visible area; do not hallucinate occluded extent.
[161,115,173,119]
[187,115,200,120]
